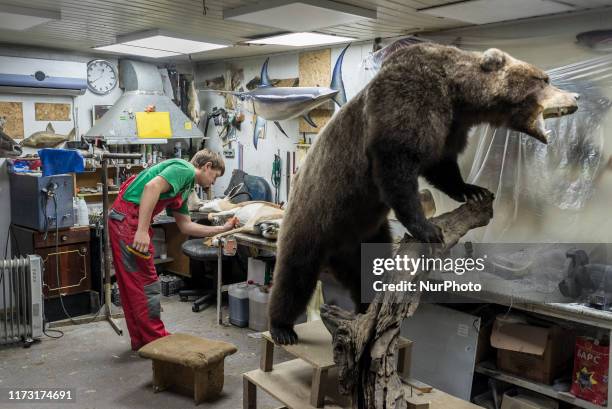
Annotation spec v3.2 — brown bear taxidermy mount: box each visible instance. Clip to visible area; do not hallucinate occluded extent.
[269,43,579,345]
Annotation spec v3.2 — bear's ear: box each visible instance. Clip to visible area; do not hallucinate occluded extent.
[481,48,507,72]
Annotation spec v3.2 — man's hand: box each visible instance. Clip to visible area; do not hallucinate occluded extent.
[132,230,150,253]
[223,217,239,232]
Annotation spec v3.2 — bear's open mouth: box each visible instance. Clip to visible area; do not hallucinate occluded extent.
[543,105,576,118]
[534,111,552,141]
[530,89,578,143]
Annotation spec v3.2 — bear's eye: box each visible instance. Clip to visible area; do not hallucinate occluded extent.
[533,75,549,84]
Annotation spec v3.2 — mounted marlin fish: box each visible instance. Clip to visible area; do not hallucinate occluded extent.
[203,44,350,149]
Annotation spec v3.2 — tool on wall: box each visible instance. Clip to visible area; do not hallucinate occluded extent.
[286,151,291,202]
[271,151,281,204]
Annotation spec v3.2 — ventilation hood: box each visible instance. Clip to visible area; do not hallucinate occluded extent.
[85,60,203,144]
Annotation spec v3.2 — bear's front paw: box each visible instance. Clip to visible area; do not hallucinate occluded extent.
[409,220,444,244]
[270,325,298,345]
[451,184,491,203]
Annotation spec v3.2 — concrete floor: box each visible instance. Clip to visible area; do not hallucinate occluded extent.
[0,296,293,409]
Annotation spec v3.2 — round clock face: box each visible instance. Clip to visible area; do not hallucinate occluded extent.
[87,59,118,95]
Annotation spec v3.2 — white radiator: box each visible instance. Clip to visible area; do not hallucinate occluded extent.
[0,256,43,345]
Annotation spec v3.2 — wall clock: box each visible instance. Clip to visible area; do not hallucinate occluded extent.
[87,59,118,95]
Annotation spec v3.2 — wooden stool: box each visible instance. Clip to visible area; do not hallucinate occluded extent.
[139,333,237,404]
[243,320,413,408]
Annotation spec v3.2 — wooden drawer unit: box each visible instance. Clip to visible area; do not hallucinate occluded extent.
[34,227,90,249]
[12,225,92,298]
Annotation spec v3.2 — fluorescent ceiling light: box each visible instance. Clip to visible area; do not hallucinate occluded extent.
[419,0,574,24]
[118,30,228,54]
[248,32,354,46]
[224,0,376,31]
[94,30,229,58]
[94,44,180,58]
[122,35,227,54]
[0,5,60,30]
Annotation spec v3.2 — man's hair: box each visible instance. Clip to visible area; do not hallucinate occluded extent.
[190,148,225,176]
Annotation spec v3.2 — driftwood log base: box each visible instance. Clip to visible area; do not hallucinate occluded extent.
[321,193,495,409]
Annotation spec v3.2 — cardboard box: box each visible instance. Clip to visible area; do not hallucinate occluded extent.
[501,390,559,409]
[491,317,574,384]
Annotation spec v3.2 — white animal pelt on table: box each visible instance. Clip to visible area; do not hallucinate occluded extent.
[204,201,284,246]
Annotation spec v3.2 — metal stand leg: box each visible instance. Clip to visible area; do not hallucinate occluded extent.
[101,159,122,336]
[217,244,223,325]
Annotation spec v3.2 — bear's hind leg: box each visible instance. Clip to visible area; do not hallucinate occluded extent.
[269,249,322,345]
[328,222,392,314]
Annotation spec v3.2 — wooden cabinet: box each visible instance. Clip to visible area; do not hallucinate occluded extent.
[12,225,91,298]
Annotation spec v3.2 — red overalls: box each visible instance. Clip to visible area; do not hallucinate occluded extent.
[108,175,184,350]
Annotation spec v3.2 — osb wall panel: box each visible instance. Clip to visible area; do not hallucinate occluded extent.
[35,103,71,121]
[299,48,333,133]
[0,101,24,138]
[299,109,333,134]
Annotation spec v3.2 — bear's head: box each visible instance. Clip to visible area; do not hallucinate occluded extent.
[473,48,579,144]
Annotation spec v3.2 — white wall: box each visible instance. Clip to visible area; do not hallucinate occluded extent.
[196,43,373,199]
[0,47,123,258]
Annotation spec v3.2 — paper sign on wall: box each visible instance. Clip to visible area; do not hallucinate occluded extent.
[135,112,172,138]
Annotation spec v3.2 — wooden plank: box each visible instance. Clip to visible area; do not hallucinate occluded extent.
[262,320,336,370]
[403,385,480,409]
[299,48,331,88]
[0,101,24,138]
[35,103,71,121]
[407,395,431,409]
[243,377,257,409]
[405,378,433,393]
[310,368,327,408]
[299,109,333,134]
[299,48,334,133]
[243,359,349,409]
[260,338,275,372]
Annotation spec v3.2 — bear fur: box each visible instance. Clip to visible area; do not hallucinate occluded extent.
[269,43,579,344]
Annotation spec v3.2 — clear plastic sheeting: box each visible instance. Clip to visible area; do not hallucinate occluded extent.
[464,59,612,242]
[360,37,612,242]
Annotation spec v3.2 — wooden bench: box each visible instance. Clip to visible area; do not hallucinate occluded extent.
[244,320,412,408]
[139,333,237,404]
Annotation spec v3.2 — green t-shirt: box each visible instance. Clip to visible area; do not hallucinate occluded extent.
[122,158,195,215]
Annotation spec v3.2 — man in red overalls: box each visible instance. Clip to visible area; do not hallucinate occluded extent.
[109,149,237,350]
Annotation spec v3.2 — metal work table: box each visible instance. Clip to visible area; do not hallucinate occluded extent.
[215,233,277,325]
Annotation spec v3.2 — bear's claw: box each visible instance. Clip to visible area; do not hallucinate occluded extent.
[270,325,298,345]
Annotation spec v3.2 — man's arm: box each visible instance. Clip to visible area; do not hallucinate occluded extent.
[174,212,237,237]
[132,176,171,253]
